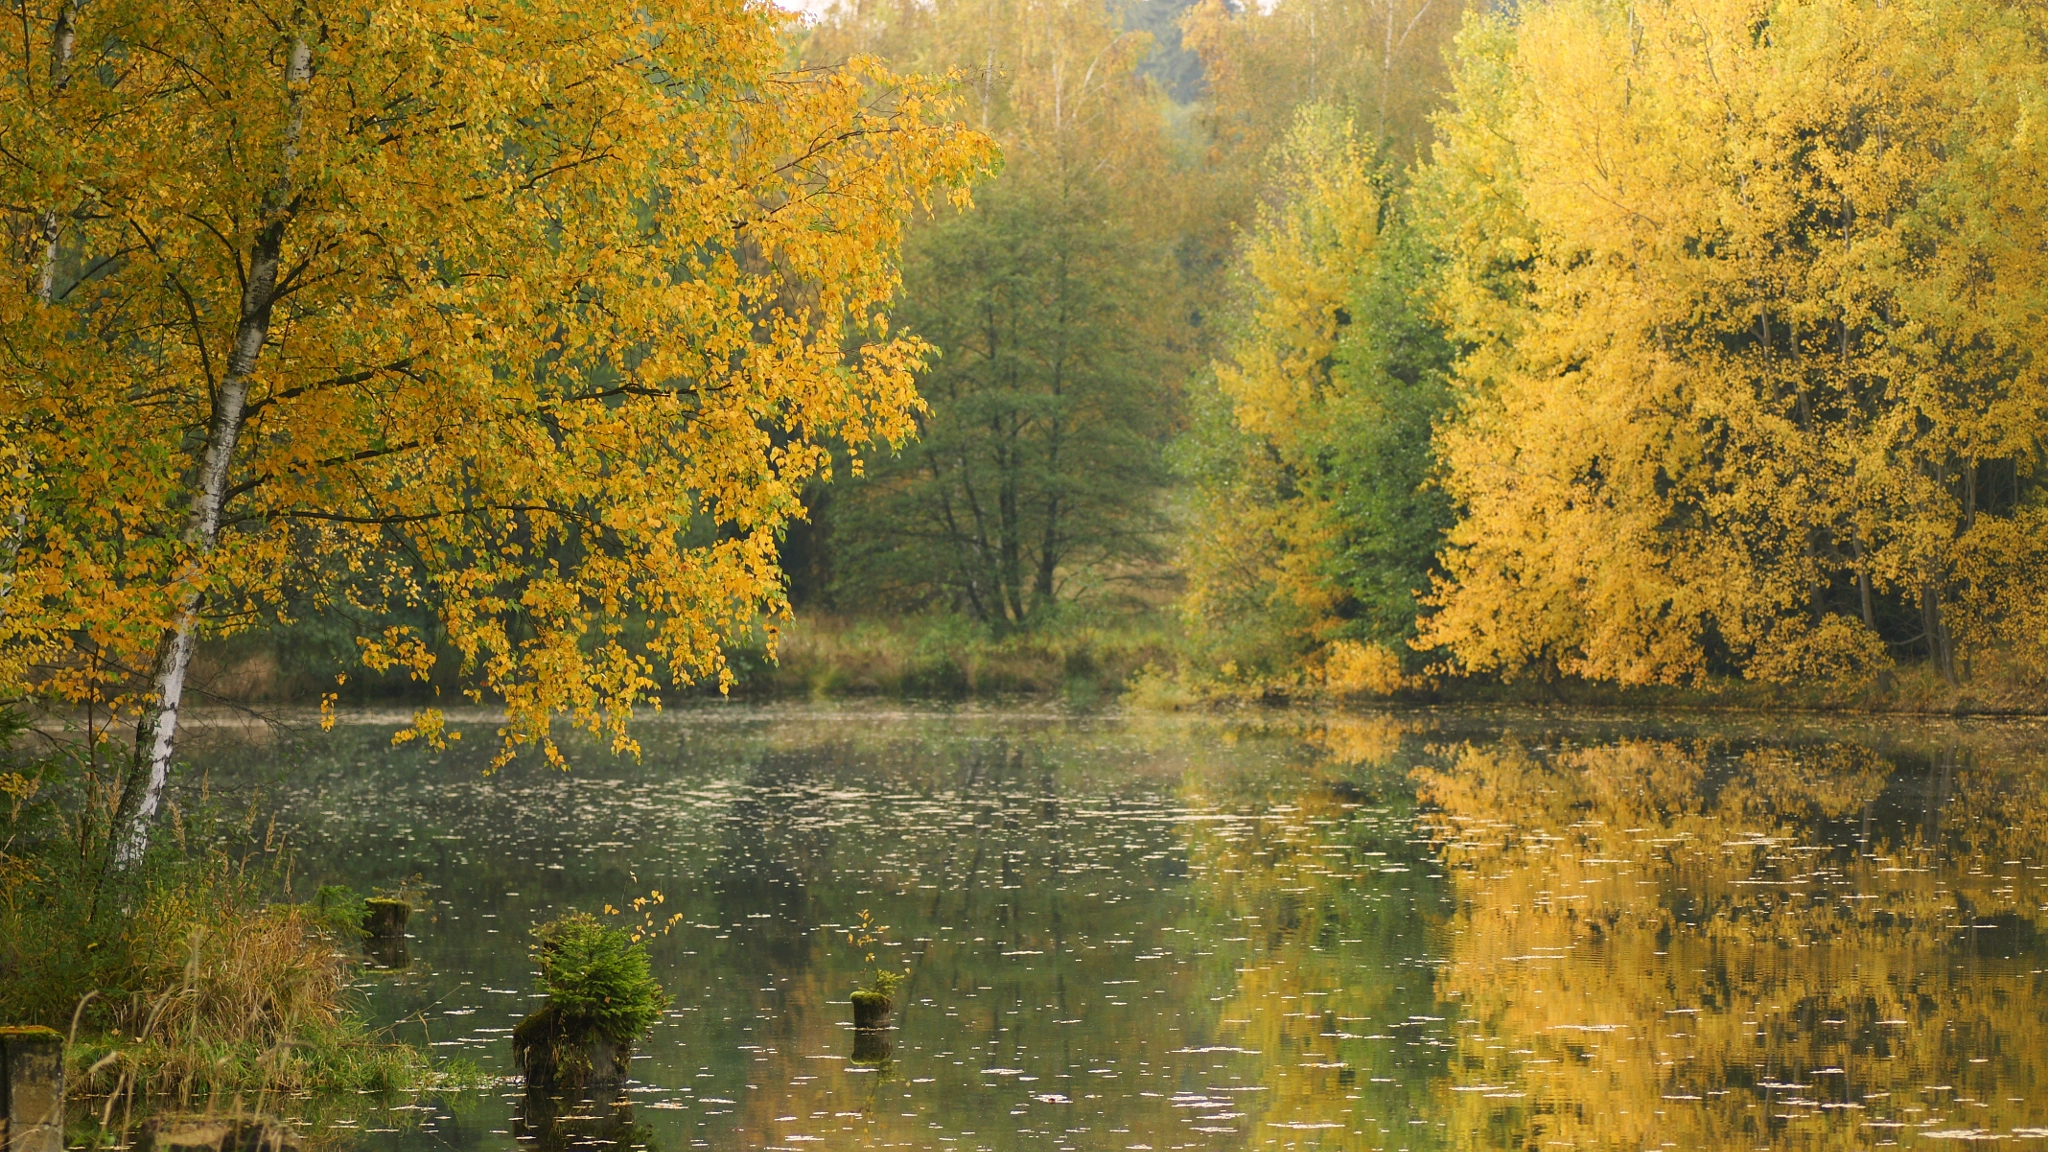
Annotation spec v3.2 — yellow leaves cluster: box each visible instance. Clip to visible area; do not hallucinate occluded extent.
[1420,0,2048,687]
[1,0,991,761]
[1320,640,1406,698]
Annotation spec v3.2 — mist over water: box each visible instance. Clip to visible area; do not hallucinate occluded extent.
[197,706,2048,1151]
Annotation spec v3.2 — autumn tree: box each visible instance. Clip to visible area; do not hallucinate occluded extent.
[800,0,1188,629]
[1178,109,1454,685]
[1,0,986,860]
[1418,0,2048,688]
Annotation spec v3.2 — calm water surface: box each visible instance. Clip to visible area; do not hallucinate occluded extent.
[198,705,2048,1151]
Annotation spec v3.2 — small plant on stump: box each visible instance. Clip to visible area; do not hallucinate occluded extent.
[514,912,668,1091]
[845,909,907,1033]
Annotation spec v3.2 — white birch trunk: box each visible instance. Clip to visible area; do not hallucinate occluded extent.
[112,32,312,866]
[32,0,78,305]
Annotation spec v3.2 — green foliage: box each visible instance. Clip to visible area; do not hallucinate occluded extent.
[1314,215,1458,647]
[529,913,670,1045]
[827,174,1176,630]
[306,885,369,937]
[1177,109,1456,683]
[799,0,1186,633]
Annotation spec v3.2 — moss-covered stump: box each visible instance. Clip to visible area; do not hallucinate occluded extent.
[1,1025,63,1152]
[850,991,892,1032]
[361,897,412,939]
[512,1006,630,1091]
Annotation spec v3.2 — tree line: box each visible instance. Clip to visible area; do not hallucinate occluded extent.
[5,0,2046,860]
[800,0,2048,697]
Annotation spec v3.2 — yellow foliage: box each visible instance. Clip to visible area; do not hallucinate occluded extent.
[1310,713,1409,766]
[1322,640,1406,698]
[1419,0,2048,688]
[0,0,991,811]
[1184,110,1383,648]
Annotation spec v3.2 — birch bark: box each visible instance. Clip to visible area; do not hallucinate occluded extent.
[110,30,312,866]
[31,0,79,304]
[3,1,81,619]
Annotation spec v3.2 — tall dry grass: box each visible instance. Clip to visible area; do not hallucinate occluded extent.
[71,899,432,1111]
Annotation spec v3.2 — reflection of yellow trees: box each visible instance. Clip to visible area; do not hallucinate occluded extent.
[1311,714,1411,771]
[1179,744,1447,1148]
[1419,736,2048,1149]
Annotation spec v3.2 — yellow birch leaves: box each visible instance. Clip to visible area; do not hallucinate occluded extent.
[2,0,990,758]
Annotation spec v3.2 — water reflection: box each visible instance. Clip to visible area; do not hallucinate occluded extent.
[185,707,2048,1151]
[1418,727,2048,1148]
[513,1091,649,1152]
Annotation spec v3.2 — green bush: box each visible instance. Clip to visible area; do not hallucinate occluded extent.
[305,884,368,936]
[529,913,669,1045]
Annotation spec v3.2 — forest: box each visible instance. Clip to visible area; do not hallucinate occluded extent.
[3,0,2048,1139]
[778,0,2048,710]
[7,0,2040,748]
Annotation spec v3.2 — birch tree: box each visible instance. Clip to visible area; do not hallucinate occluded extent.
[0,0,988,862]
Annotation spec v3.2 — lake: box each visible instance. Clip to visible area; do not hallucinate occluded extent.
[195,704,2048,1151]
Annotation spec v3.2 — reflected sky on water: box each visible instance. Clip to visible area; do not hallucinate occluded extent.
[190,705,2048,1151]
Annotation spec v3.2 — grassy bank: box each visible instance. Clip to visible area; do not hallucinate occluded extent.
[1128,654,2048,716]
[0,724,456,1124]
[188,606,2041,714]
[721,610,1182,703]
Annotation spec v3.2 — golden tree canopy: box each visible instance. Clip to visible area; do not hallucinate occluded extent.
[3,0,990,776]
[1418,0,2048,687]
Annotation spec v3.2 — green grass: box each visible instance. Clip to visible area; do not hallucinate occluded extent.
[722,608,1183,702]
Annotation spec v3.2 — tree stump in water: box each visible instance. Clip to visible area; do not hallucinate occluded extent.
[850,1027,892,1066]
[850,991,892,1032]
[362,897,411,939]
[364,934,410,970]
[0,1026,62,1152]
[513,1006,631,1091]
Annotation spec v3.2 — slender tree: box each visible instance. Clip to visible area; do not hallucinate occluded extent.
[805,0,1185,626]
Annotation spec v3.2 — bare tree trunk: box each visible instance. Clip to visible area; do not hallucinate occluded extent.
[1850,526,1875,631]
[1920,582,1957,689]
[111,31,311,867]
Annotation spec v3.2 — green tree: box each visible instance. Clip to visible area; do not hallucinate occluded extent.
[833,178,1175,628]
[1179,110,1454,681]
[804,0,1189,630]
